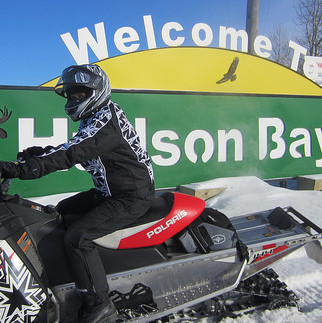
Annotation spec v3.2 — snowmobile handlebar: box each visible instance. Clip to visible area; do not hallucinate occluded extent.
[0,158,23,198]
[1,178,12,196]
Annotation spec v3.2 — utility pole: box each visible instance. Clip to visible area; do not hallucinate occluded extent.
[246,0,259,55]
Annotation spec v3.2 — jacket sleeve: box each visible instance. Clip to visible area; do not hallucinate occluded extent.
[19,115,119,179]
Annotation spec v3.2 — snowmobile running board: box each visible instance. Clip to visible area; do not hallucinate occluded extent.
[108,254,247,322]
[52,206,321,323]
[55,251,248,322]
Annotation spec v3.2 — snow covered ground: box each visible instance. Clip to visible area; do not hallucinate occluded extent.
[31,176,322,323]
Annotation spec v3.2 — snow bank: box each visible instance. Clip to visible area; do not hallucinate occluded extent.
[194,176,322,228]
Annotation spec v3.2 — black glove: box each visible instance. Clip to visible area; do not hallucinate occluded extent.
[0,157,45,180]
[19,157,45,180]
[17,146,53,161]
[0,161,20,179]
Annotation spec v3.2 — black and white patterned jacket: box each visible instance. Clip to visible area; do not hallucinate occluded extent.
[19,101,154,198]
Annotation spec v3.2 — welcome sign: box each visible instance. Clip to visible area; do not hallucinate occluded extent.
[1,47,322,197]
[59,16,312,81]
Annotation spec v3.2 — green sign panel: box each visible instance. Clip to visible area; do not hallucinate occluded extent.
[0,86,322,197]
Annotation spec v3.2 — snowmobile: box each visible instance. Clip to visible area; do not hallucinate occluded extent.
[0,179,321,323]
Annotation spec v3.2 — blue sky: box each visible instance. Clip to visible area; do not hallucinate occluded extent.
[0,0,298,86]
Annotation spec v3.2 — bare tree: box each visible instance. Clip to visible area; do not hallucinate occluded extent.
[269,25,293,67]
[295,0,322,56]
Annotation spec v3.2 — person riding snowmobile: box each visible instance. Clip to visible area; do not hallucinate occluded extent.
[0,64,155,323]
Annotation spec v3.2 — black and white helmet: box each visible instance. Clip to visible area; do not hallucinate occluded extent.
[55,64,111,121]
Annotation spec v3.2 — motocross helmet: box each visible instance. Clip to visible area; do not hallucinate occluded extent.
[54,64,111,121]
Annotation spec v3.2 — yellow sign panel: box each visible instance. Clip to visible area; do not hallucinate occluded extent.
[43,47,321,96]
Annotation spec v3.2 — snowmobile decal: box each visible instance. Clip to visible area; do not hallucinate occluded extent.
[146,210,187,239]
[17,232,32,253]
[211,234,226,245]
[250,245,289,263]
[117,193,205,249]
[0,240,46,323]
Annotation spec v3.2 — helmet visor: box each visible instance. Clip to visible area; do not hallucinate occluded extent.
[55,66,101,97]
[67,86,93,104]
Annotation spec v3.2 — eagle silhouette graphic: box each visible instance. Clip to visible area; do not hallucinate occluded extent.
[217,57,239,84]
[0,106,12,139]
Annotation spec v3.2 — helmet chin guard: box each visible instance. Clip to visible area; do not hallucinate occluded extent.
[55,64,111,121]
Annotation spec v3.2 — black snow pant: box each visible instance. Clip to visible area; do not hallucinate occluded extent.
[57,188,154,302]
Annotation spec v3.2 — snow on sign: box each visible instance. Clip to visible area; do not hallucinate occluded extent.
[1,47,322,197]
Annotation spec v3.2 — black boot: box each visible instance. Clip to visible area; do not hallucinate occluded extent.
[76,292,118,323]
